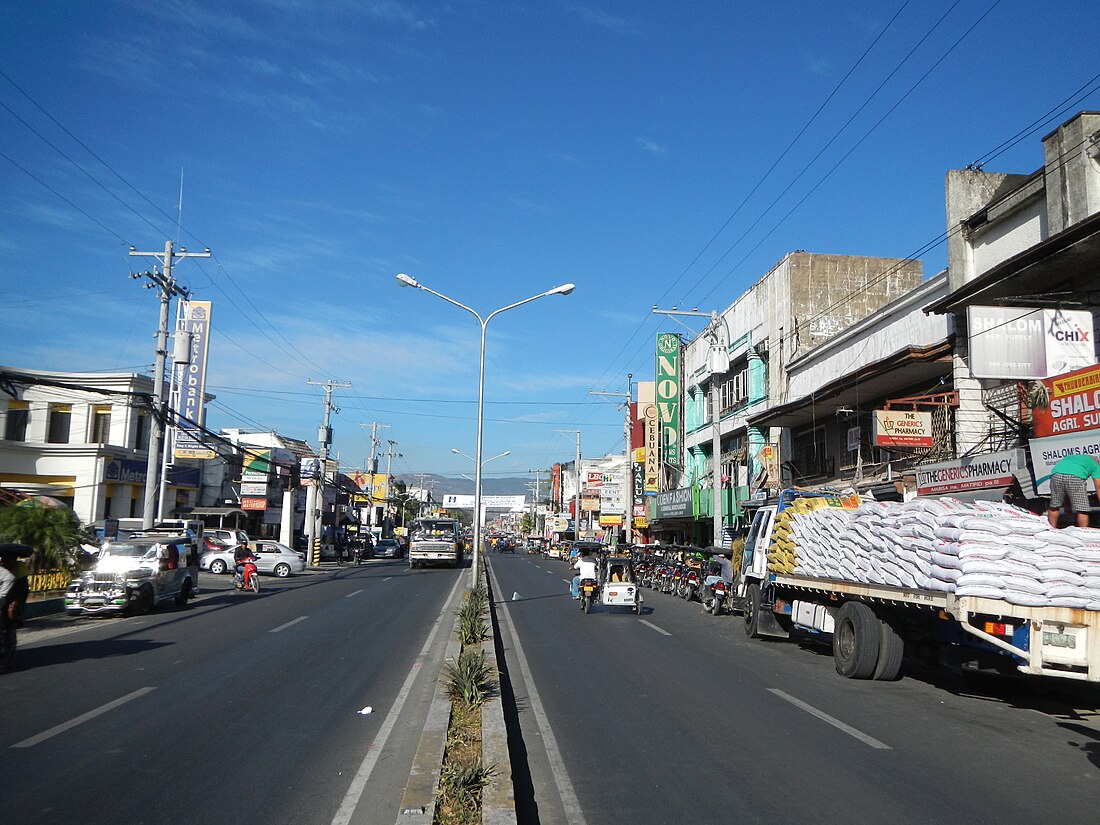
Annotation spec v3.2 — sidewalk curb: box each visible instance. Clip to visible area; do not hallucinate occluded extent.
[482,565,517,825]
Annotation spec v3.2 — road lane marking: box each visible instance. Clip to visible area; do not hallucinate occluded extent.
[768,689,891,750]
[382,577,393,582]
[270,616,308,633]
[346,589,364,598]
[640,620,672,636]
[12,687,157,748]
[489,564,589,825]
[330,570,466,825]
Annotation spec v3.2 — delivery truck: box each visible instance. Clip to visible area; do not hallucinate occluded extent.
[732,488,1100,682]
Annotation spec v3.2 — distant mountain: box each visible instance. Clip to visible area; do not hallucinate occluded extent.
[394,474,534,498]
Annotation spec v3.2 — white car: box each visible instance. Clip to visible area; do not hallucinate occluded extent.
[200,541,305,577]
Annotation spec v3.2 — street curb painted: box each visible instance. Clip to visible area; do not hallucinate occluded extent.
[481,558,517,824]
[395,633,460,824]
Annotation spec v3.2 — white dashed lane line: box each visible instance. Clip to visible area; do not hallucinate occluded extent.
[768,688,891,749]
[639,620,672,636]
[346,589,364,598]
[270,616,308,633]
[12,687,157,748]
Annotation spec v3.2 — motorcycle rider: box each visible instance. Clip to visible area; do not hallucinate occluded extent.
[1,545,31,672]
[702,553,736,613]
[570,546,598,600]
[234,542,257,586]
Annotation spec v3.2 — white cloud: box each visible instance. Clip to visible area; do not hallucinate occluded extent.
[636,136,666,155]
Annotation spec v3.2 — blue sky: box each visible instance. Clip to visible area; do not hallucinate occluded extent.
[2,0,1098,483]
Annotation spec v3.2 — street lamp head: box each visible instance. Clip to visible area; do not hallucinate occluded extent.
[500,450,511,457]
[549,283,575,296]
[395,273,420,289]
[450,448,461,455]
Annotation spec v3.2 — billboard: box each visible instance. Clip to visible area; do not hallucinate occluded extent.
[172,300,215,459]
[1027,432,1100,495]
[968,306,1095,379]
[441,494,526,510]
[656,333,682,466]
[1030,364,1100,438]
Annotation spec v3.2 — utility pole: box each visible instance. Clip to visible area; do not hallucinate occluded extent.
[527,468,548,538]
[129,241,211,528]
[306,378,351,565]
[359,421,390,530]
[555,429,581,540]
[653,308,724,546]
[384,439,401,527]
[590,372,634,544]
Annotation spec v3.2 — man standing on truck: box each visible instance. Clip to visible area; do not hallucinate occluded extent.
[1047,453,1100,528]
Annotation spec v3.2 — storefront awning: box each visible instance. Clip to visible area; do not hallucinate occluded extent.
[925,210,1100,314]
[748,341,953,429]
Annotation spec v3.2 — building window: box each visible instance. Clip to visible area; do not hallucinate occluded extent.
[90,405,112,444]
[47,404,72,444]
[4,401,29,441]
[134,411,149,450]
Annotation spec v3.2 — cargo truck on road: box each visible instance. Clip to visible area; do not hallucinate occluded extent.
[733,488,1100,683]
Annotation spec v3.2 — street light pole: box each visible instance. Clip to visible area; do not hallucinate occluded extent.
[398,273,574,584]
[452,448,509,537]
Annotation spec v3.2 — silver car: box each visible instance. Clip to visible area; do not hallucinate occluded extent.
[200,541,305,577]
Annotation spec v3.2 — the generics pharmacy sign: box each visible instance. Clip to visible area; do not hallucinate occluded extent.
[967,306,1094,380]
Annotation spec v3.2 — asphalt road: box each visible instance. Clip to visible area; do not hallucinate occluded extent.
[487,552,1100,825]
[1,559,465,825]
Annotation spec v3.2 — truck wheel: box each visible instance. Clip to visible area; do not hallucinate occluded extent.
[174,580,193,607]
[833,601,881,679]
[132,586,154,616]
[744,583,761,638]
[873,615,904,681]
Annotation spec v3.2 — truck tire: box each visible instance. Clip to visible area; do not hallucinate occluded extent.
[174,580,193,607]
[873,614,905,681]
[744,583,762,638]
[833,601,880,679]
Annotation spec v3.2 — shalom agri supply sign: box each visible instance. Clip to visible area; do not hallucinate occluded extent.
[1031,364,1100,437]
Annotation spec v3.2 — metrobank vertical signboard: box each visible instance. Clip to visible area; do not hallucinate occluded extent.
[656,333,682,466]
[173,300,215,459]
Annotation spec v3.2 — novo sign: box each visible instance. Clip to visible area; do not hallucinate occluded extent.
[656,333,682,466]
[968,306,1095,380]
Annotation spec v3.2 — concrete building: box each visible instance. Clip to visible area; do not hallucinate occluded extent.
[0,366,200,524]
[929,111,1100,457]
[673,252,923,540]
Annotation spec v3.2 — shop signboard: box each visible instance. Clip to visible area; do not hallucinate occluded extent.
[173,300,216,459]
[240,482,267,497]
[915,450,1019,496]
[1031,364,1100,438]
[874,410,933,448]
[654,486,694,520]
[1027,432,1100,495]
[241,496,268,511]
[643,404,660,494]
[656,333,682,466]
[968,306,1094,380]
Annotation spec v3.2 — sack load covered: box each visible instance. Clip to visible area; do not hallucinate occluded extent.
[767,494,1100,610]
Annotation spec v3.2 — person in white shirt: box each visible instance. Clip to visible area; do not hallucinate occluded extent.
[571,549,598,599]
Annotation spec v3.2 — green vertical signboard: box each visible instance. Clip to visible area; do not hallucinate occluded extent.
[656,333,682,466]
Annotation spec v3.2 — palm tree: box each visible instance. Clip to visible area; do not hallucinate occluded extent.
[0,501,85,573]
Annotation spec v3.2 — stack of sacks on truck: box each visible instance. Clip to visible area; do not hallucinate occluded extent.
[771,494,1100,609]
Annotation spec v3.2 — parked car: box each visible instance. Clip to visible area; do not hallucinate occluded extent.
[204,528,249,549]
[374,538,404,559]
[200,540,304,577]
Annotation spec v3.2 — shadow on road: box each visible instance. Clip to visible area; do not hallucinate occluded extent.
[10,638,173,671]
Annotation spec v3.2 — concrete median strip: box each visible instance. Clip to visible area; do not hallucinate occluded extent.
[392,566,516,825]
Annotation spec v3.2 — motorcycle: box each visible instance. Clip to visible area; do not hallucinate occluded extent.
[234,557,260,594]
[355,542,372,565]
[578,577,598,614]
[702,577,732,615]
[681,566,702,601]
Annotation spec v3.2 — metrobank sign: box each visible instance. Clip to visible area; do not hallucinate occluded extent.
[656,333,682,466]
